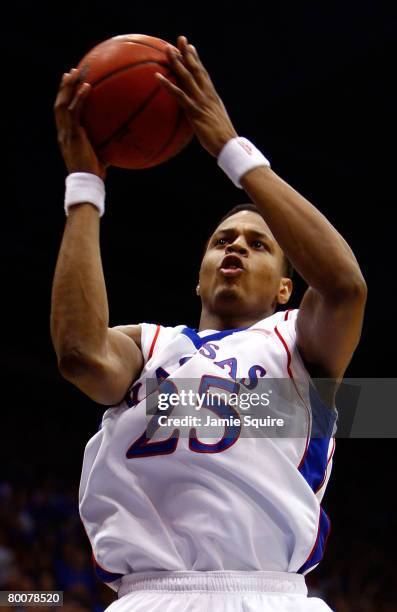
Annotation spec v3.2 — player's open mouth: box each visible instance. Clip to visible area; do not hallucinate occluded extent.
[220,254,244,277]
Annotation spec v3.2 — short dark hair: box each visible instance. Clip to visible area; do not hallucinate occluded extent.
[205,203,294,279]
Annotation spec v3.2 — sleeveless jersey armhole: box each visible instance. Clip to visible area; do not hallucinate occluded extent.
[276,308,338,437]
[139,323,161,365]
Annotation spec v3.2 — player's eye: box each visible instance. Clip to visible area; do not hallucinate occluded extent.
[215,238,227,245]
[252,240,265,249]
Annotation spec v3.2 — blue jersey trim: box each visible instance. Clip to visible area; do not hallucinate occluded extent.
[299,385,336,491]
[298,507,331,574]
[299,437,330,492]
[181,326,248,349]
[309,385,337,439]
[297,386,335,574]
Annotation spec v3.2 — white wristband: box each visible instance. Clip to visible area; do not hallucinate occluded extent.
[64,172,105,217]
[217,137,271,188]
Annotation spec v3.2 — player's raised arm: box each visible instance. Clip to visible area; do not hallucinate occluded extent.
[239,167,367,382]
[50,69,143,405]
[157,36,367,383]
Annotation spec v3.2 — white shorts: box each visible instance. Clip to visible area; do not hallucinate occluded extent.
[105,571,334,611]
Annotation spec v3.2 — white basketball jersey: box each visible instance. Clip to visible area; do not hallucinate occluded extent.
[79,308,337,591]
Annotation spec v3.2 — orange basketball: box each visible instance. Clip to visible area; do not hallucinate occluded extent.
[77,34,194,169]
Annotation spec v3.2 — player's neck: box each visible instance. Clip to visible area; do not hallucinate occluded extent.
[198,309,273,332]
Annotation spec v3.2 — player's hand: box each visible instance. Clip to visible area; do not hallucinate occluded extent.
[155,36,238,158]
[54,68,107,180]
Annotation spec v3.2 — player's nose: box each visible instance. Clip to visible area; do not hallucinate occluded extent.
[225,238,248,256]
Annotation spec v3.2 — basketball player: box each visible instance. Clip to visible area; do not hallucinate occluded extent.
[51,36,367,611]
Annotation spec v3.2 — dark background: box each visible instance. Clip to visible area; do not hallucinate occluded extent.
[0,1,396,610]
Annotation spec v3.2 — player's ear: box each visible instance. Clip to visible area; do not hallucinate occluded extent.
[277,277,293,305]
[196,284,200,296]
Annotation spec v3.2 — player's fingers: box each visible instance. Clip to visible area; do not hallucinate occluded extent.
[166,46,203,98]
[54,69,82,112]
[178,36,194,67]
[66,67,81,84]
[177,35,188,54]
[178,42,207,89]
[57,68,81,96]
[54,75,75,132]
[68,82,91,119]
[54,73,72,110]
[185,39,215,89]
[177,36,213,90]
[155,73,196,112]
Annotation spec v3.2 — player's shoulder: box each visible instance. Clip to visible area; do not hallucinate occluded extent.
[112,322,187,364]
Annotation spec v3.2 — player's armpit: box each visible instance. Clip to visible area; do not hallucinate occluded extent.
[296,282,367,383]
[111,324,142,349]
[59,326,143,406]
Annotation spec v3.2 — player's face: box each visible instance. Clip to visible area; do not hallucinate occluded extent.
[198,211,291,320]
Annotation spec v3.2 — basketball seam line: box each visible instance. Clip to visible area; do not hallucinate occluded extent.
[120,39,169,53]
[111,39,169,53]
[145,106,186,163]
[87,60,170,88]
[98,95,188,166]
[96,83,166,150]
